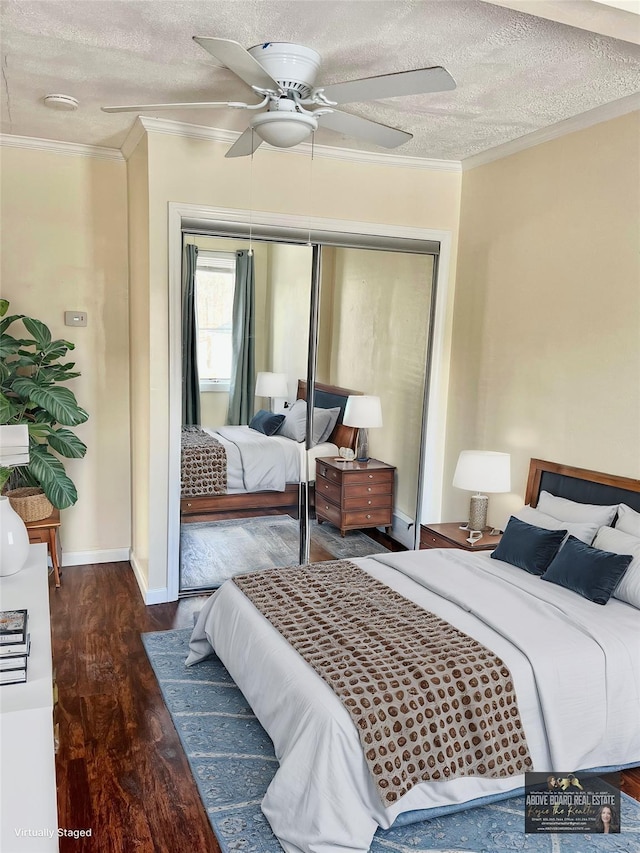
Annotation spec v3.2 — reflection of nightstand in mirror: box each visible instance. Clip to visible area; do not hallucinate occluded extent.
[316,457,395,537]
[420,522,502,552]
[25,510,62,588]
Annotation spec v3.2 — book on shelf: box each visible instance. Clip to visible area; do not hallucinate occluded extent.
[0,640,30,668]
[0,664,28,685]
[0,609,28,645]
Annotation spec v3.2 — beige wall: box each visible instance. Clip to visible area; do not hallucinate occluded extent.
[446,111,640,530]
[320,247,434,518]
[0,146,131,558]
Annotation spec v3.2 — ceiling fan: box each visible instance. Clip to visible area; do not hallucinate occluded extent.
[102,38,456,157]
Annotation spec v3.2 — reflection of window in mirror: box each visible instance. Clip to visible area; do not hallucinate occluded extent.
[196,251,236,392]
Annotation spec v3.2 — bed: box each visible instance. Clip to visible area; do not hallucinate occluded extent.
[186,458,640,853]
[180,380,358,523]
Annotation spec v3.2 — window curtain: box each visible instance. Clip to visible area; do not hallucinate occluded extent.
[227,249,256,425]
[181,243,201,426]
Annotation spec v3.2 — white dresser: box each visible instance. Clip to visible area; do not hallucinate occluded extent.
[0,544,58,851]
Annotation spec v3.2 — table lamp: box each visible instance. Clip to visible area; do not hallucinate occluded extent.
[453,450,511,535]
[255,372,288,412]
[343,395,383,463]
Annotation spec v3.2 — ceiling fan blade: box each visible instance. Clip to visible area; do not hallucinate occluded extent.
[225,128,263,158]
[193,37,281,91]
[317,110,411,149]
[321,67,456,106]
[101,101,251,114]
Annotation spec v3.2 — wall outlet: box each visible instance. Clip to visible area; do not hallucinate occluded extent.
[64,311,87,327]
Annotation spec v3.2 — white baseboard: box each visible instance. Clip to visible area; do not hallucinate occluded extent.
[385,508,417,550]
[61,548,130,567]
[129,550,171,605]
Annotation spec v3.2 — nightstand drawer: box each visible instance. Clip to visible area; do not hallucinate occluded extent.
[343,508,392,528]
[27,529,49,545]
[420,529,458,549]
[316,499,342,528]
[316,475,341,504]
[317,463,343,483]
[343,492,391,510]
[343,480,392,499]
[345,469,393,486]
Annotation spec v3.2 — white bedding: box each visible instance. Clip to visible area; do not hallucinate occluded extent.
[186,548,640,853]
[203,425,337,493]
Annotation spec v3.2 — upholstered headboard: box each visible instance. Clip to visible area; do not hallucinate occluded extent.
[296,380,360,451]
[524,458,640,514]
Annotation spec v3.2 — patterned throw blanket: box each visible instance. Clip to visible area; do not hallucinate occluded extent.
[234,560,532,805]
[181,427,227,497]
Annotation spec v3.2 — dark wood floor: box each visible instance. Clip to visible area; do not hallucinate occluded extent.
[50,547,640,851]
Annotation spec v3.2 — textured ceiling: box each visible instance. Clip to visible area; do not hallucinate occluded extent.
[1,0,639,161]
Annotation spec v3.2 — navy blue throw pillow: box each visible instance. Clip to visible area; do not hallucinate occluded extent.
[541,535,633,605]
[491,516,567,575]
[249,410,285,436]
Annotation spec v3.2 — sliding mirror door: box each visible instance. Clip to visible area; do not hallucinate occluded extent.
[179,235,312,593]
[315,245,434,550]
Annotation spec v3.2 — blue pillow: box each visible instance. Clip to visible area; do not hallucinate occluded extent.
[248,410,285,436]
[491,516,566,575]
[541,535,633,605]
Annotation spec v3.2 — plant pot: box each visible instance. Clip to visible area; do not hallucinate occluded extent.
[0,495,30,576]
[6,487,54,523]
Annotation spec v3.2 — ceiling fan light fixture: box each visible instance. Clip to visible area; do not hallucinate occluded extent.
[42,94,79,111]
[250,111,318,148]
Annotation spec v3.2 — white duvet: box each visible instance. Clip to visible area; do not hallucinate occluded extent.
[186,548,640,853]
[203,425,337,493]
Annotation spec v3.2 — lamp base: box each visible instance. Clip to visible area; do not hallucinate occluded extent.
[355,428,369,463]
[468,493,489,533]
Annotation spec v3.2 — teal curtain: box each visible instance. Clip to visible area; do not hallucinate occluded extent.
[181,243,201,426]
[227,250,255,425]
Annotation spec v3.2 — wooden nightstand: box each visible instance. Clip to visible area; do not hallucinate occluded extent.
[420,522,502,552]
[25,509,62,588]
[315,457,395,537]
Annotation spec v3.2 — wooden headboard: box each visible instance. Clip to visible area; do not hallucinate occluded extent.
[525,458,640,513]
[296,380,360,451]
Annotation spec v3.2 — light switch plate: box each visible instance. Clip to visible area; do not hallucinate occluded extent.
[64,311,87,327]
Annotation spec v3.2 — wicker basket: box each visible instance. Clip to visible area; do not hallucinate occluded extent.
[6,487,54,523]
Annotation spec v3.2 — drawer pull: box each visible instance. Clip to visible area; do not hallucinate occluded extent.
[367,500,372,505]
[320,466,326,476]
[366,514,372,519]
[367,487,372,492]
[324,483,329,490]
[368,474,373,479]
[325,505,330,510]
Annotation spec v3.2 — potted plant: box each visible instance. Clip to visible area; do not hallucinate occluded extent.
[0,299,88,516]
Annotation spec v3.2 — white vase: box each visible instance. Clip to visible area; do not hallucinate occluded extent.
[0,495,30,576]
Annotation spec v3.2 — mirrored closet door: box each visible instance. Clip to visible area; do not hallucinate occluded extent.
[178,230,438,594]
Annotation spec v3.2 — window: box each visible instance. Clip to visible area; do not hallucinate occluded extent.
[195,251,236,391]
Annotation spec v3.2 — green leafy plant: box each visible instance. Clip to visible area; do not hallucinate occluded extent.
[0,299,88,508]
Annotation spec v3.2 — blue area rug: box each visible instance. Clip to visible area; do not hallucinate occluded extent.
[142,628,640,852]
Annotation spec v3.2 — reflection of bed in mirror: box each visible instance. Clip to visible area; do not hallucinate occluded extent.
[187,458,640,852]
[180,381,359,523]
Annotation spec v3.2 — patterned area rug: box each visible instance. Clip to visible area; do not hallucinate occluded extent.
[180,515,390,589]
[142,628,640,853]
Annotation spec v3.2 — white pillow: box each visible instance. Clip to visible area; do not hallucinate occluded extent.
[615,503,640,538]
[514,505,598,545]
[537,490,618,527]
[277,400,340,446]
[592,525,640,609]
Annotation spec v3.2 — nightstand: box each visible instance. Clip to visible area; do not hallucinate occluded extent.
[420,522,502,552]
[315,457,395,537]
[25,509,62,588]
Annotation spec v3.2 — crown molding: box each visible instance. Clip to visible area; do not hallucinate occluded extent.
[462,92,640,171]
[136,116,462,173]
[0,133,124,161]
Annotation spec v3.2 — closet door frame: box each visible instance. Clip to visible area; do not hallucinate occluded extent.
[166,203,453,602]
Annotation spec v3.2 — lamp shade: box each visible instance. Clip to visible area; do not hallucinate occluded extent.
[255,372,288,398]
[343,395,383,429]
[453,450,511,494]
